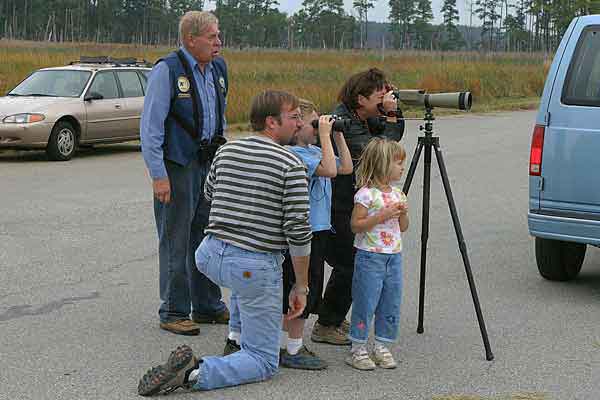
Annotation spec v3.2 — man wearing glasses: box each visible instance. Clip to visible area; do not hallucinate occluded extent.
[138,90,312,396]
[141,11,229,336]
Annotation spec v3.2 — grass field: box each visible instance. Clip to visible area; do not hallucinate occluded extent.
[0,40,549,126]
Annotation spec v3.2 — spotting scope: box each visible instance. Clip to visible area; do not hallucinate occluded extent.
[392,89,472,110]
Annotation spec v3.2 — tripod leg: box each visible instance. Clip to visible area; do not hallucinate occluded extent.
[432,140,494,361]
[416,141,432,334]
[402,139,424,195]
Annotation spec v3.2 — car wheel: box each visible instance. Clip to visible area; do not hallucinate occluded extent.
[46,120,77,161]
[535,237,586,281]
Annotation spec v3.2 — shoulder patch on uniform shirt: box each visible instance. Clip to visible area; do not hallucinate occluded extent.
[177,76,190,93]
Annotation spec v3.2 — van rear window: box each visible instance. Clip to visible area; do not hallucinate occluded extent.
[562,27,600,107]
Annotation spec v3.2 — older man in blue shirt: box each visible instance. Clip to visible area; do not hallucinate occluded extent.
[141,10,229,336]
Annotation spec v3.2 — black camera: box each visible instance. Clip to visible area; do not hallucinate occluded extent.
[198,135,227,164]
[366,116,387,135]
[310,115,352,133]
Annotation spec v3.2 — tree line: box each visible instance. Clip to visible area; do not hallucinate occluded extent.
[1,0,598,51]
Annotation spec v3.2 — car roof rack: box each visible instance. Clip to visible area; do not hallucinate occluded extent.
[70,56,152,67]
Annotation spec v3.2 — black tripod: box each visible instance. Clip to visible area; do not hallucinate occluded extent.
[402,107,494,361]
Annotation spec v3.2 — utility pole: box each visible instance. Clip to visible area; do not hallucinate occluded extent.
[465,0,474,50]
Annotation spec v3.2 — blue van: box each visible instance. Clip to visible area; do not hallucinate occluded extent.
[529,15,600,281]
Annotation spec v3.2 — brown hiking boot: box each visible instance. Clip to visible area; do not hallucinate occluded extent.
[159,319,200,336]
[138,345,198,396]
[339,319,350,335]
[192,309,230,324]
[311,322,351,345]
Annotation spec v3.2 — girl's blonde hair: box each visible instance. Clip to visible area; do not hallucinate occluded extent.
[355,138,406,188]
[298,98,317,120]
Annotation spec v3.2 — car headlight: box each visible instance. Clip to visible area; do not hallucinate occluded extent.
[2,113,46,124]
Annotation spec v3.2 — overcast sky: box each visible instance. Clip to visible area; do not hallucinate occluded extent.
[207,0,480,26]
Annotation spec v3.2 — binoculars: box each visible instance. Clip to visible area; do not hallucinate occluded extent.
[310,116,353,133]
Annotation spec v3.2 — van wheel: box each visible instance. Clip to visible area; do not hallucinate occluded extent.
[47,121,77,161]
[535,238,586,281]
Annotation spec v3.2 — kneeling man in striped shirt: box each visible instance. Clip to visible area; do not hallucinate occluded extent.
[138,90,312,396]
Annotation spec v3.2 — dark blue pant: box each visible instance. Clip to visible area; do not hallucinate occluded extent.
[154,158,226,323]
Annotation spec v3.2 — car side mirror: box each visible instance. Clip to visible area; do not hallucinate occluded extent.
[85,92,104,101]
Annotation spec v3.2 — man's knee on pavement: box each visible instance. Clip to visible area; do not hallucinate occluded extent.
[246,349,279,379]
[263,359,279,379]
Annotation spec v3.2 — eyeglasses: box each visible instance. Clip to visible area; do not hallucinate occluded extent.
[282,113,302,121]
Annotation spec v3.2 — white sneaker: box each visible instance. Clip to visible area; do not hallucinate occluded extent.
[345,349,376,371]
[371,346,397,369]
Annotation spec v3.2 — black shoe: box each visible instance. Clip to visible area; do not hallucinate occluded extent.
[223,338,241,356]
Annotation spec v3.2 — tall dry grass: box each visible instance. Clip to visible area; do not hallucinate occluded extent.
[0,40,550,124]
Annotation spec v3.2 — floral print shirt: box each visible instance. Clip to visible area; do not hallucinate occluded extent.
[353,185,407,254]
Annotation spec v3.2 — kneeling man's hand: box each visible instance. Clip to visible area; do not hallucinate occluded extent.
[285,291,307,320]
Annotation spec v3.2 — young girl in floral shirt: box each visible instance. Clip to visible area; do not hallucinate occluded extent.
[347,138,409,370]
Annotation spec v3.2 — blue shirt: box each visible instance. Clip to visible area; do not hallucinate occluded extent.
[287,145,338,232]
[140,47,223,179]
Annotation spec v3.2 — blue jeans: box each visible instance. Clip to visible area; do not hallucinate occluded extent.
[154,159,226,323]
[193,235,283,390]
[349,249,403,344]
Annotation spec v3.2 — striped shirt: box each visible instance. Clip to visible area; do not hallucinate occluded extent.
[204,136,312,256]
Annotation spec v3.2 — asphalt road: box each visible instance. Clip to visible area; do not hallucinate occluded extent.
[1,110,599,400]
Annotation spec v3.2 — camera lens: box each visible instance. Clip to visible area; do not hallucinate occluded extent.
[310,117,352,133]
[332,118,351,132]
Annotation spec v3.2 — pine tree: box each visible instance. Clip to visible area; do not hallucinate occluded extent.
[413,0,433,49]
[294,0,354,48]
[440,0,465,50]
[353,0,374,48]
[389,0,417,48]
[475,0,501,50]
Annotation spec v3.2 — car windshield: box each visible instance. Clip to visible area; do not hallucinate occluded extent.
[9,70,92,98]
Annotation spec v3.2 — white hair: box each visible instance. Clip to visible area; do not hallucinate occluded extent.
[178,11,218,43]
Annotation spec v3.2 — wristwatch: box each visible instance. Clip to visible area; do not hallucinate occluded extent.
[293,285,310,295]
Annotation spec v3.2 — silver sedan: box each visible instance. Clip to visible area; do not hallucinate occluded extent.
[0,63,150,160]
